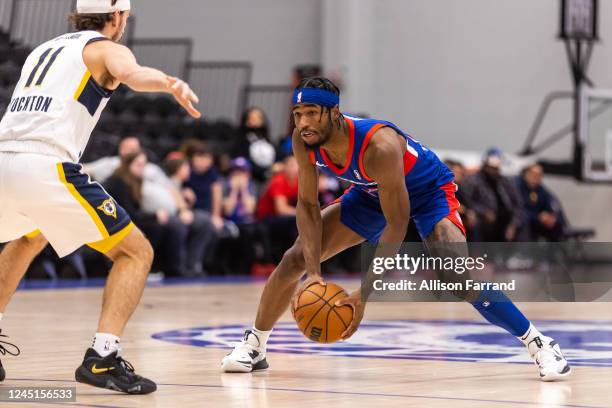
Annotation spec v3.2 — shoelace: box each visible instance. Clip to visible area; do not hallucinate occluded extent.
[0,331,20,357]
[228,331,259,351]
[117,357,135,373]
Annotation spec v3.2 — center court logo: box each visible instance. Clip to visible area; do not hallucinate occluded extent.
[151,320,612,367]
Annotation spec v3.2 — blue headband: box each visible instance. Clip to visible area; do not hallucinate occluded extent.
[292,88,339,108]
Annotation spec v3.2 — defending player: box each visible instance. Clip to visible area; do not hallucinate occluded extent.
[0,0,200,394]
[222,77,570,381]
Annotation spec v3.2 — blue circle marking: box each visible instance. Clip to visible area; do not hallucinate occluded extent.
[152,320,612,367]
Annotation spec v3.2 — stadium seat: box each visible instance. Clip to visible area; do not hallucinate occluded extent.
[0,61,21,87]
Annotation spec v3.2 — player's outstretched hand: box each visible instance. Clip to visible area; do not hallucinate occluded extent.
[167,76,201,119]
[336,290,365,340]
[292,274,326,311]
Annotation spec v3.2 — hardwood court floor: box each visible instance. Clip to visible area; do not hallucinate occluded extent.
[1,279,610,408]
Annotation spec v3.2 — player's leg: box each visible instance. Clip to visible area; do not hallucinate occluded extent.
[222,201,365,372]
[95,226,153,336]
[74,225,157,394]
[0,233,47,314]
[0,232,47,382]
[18,160,157,394]
[420,183,570,381]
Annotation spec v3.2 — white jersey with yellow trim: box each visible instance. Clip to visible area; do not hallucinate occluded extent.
[0,30,111,162]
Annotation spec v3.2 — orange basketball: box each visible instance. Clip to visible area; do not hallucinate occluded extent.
[291,281,354,343]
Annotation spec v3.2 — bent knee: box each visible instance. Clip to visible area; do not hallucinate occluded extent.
[18,233,48,254]
[280,243,305,276]
[108,227,153,266]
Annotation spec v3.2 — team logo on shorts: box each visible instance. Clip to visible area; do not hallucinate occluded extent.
[152,320,612,367]
[97,199,117,219]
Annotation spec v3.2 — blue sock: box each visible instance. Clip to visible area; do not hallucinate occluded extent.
[471,289,530,336]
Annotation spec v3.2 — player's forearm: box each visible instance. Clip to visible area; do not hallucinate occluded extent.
[120,66,171,93]
[296,200,322,277]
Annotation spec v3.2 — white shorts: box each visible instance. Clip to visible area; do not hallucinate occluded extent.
[0,152,133,257]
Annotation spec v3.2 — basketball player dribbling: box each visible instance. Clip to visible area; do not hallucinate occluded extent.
[222,77,571,381]
[0,0,200,394]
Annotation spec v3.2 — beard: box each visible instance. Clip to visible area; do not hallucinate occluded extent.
[301,120,333,151]
[303,136,328,151]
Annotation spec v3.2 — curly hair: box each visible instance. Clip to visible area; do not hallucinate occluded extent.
[68,0,123,31]
[295,76,340,96]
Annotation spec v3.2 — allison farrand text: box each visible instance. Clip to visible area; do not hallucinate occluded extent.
[372,279,516,292]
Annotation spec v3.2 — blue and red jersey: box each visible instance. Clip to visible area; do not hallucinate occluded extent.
[309,115,454,199]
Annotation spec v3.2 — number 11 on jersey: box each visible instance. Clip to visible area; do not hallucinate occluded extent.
[24,47,65,88]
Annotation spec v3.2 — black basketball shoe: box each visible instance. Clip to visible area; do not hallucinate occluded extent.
[0,329,21,382]
[75,348,156,394]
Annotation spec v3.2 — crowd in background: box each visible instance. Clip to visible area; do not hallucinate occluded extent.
[19,107,584,279]
[445,148,571,244]
[77,107,347,278]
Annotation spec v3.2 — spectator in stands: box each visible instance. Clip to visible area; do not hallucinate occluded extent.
[517,163,566,241]
[235,107,277,183]
[84,135,168,184]
[256,155,299,262]
[461,148,525,242]
[445,159,478,240]
[217,157,261,274]
[152,153,216,276]
[106,152,213,276]
[257,155,299,219]
[164,151,196,207]
[223,157,256,224]
[184,143,224,231]
[104,151,165,272]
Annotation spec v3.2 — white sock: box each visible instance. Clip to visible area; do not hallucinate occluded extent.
[247,327,272,351]
[92,333,121,357]
[518,324,548,354]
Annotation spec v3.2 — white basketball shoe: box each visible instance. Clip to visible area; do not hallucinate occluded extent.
[527,335,571,381]
[221,330,269,373]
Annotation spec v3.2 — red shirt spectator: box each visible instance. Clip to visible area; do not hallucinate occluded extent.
[256,156,299,220]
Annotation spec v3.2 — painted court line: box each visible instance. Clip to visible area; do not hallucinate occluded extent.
[11,378,599,408]
[9,377,604,408]
[158,382,603,408]
[9,401,126,408]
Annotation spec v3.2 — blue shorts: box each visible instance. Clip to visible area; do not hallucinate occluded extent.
[336,181,465,242]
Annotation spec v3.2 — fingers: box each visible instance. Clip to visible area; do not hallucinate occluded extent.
[304,275,326,288]
[340,313,360,340]
[185,101,201,119]
[340,310,359,340]
[190,89,200,104]
[340,324,358,340]
[334,297,349,307]
[334,297,361,340]
[181,85,190,101]
[171,80,201,118]
[174,96,200,118]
